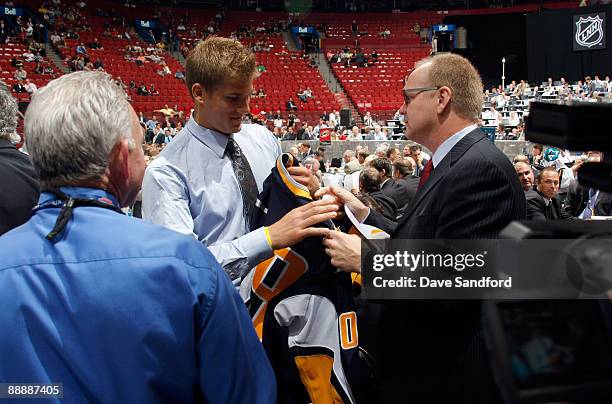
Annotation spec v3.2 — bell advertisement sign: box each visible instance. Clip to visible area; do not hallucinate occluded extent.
[573,12,606,51]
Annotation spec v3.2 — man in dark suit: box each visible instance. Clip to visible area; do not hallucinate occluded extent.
[370,157,405,220]
[359,167,397,221]
[0,84,39,235]
[297,142,312,161]
[153,128,172,146]
[564,178,612,218]
[280,127,296,141]
[286,97,297,111]
[320,53,526,403]
[564,152,612,218]
[12,80,27,93]
[409,144,429,176]
[391,157,419,218]
[526,167,572,220]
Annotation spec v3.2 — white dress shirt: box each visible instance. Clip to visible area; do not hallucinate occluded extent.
[142,118,281,279]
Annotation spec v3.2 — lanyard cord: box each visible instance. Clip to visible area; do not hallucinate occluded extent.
[35,189,124,242]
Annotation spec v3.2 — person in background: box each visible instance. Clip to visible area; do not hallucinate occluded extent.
[514,161,534,192]
[0,82,39,235]
[526,167,572,220]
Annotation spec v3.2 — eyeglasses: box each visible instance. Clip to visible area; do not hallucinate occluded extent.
[402,86,441,105]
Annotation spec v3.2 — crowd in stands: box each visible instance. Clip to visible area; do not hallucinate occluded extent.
[328,47,379,67]
[176,8,288,58]
[480,74,612,140]
[5,1,611,146]
[0,16,56,103]
[275,135,612,223]
[217,68,612,145]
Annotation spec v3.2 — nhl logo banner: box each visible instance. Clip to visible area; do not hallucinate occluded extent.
[573,12,606,51]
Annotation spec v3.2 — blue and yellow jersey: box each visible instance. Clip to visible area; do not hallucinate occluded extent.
[248,153,359,404]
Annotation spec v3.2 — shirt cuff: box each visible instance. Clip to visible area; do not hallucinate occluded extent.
[245,226,274,269]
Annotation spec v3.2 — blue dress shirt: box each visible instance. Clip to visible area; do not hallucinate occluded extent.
[142,119,282,279]
[0,187,276,403]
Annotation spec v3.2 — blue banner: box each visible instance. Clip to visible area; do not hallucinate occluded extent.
[136,20,156,29]
[432,24,455,32]
[291,26,315,35]
[1,7,23,16]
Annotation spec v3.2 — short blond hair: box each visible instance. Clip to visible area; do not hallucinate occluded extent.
[417,53,483,121]
[185,36,256,96]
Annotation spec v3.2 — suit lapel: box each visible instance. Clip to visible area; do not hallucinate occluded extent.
[395,129,486,230]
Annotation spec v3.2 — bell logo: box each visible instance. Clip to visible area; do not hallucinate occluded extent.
[575,15,604,48]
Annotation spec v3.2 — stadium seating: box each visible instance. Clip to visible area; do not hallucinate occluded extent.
[1,43,56,102]
[329,48,431,120]
[20,0,580,125]
[54,24,191,116]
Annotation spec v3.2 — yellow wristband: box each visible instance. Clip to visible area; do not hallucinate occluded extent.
[263,226,273,249]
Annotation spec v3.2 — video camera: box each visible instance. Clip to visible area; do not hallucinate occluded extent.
[489,101,612,404]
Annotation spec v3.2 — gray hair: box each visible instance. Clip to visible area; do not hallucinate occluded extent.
[0,81,18,141]
[25,71,133,188]
[303,157,320,173]
[343,149,355,158]
[375,145,388,156]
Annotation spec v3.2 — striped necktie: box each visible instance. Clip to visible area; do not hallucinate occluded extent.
[225,136,259,228]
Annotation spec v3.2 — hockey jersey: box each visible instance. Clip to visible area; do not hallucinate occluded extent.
[248,153,359,404]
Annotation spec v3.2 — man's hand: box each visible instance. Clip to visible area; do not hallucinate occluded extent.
[323,230,362,273]
[315,186,369,222]
[267,198,338,250]
[288,165,320,197]
[571,158,584,174]
[533,154,542,165]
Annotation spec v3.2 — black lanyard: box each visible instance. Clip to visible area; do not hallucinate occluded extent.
[33,189,124,242]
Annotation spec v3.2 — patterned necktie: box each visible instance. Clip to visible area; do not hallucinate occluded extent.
[225,136,259,228]
[417,159,434,191]
[582,188,595,219]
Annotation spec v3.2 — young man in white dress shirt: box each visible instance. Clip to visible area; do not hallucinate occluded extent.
[142,37,338,281]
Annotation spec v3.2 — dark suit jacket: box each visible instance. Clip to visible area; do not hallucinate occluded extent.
[381,176,418,219]
[297,130,311,140]
[526,189,572,220]
[153,133,167,145]
[0,139,40,236]
[365,129,526,403]
[368,190,397,221]
[564,179,612,217]
[280,132,296,141]
[13,83,27,93]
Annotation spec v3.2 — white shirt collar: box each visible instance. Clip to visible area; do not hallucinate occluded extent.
[431,124,478,168]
